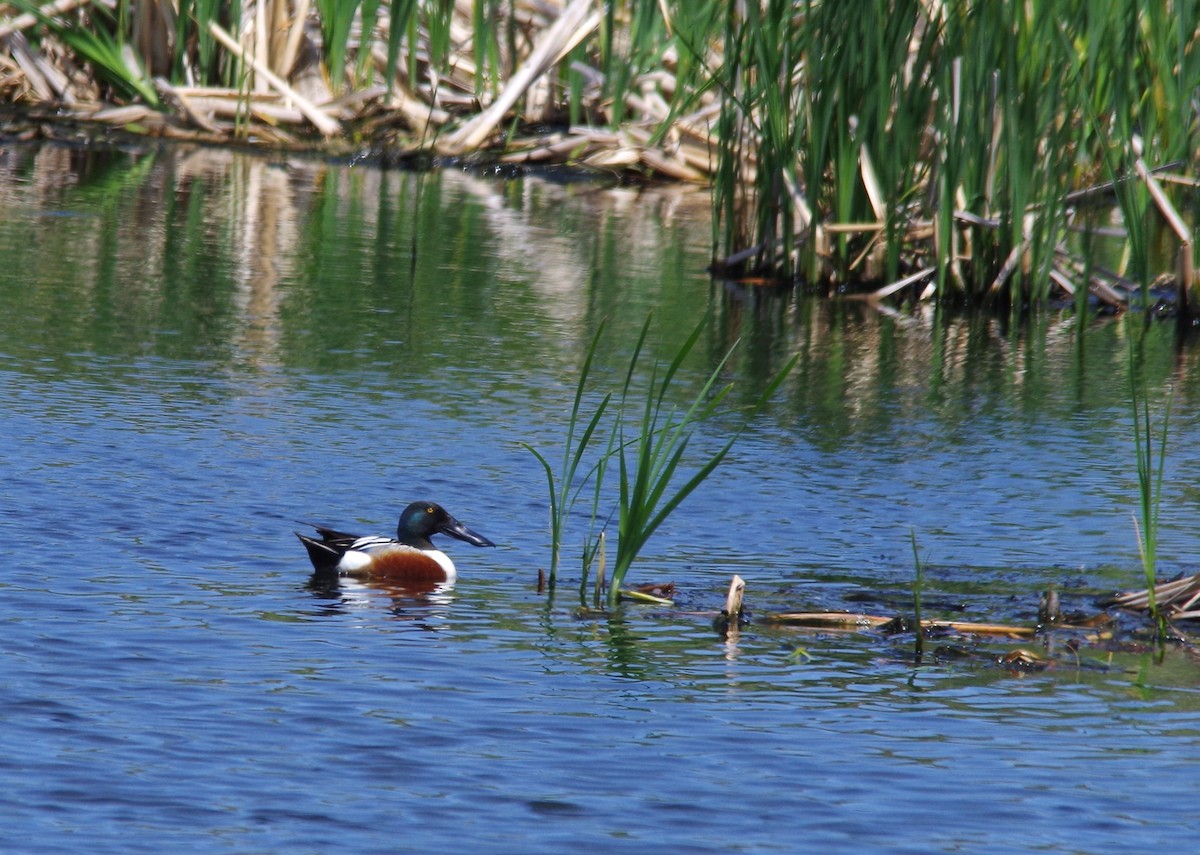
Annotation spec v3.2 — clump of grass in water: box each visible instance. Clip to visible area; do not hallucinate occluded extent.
[525,313,795,607]
[521,322,613,591]
[610,316,795,605]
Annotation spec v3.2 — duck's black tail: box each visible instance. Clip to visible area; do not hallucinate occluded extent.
[295,532,343,575]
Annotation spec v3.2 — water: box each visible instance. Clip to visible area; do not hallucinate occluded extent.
[2,142,1199,853]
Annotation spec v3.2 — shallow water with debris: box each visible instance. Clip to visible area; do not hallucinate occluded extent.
[2,142,1198,853]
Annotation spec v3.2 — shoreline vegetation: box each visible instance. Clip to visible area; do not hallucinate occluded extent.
[1,0,1198,312]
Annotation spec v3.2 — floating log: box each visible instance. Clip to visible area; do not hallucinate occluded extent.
[761,611,1038,639]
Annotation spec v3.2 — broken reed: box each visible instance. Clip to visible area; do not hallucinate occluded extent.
[8,2,1200,306]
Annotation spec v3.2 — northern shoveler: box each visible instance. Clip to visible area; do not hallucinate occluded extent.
[296,501,495,584]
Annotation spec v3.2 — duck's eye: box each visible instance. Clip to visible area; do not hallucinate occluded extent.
[426,506,434,515]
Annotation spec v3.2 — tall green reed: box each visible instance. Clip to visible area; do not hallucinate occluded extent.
[933,2,1077,306]
[174,0,233,85]
[15,0,159,105]
[525,313,795,606]
[312,0,359,91]
[521,322,612,589]
[609,316,795,603]
[1127,319,1169,635]
[711,1,1200,304]
[25,0,1200,312]
[312,0,425,93]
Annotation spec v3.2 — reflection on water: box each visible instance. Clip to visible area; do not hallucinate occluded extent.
[2,141,1200,853]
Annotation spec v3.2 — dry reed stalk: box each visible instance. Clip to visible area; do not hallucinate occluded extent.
[499,133,590,163]
[762,611,1037,639]
[1158,173,1200,188]
[91,104,152,123]
[715,574,746,638]
[368,46,450,129]
[762,612,893,629]
[441,0,600,153]
[638,146,705,181]
[278,0,310,80]
[988,241,1027,295]
[1109,573,1200,611]
[154,77,220,132]
[621,125,706,181]
[582,145,639,168]
[1052,250,1128,306]
[5,31,67,101]
[859,144,886,222]
[251,0,269,93]
[180,95,309,125]
[206,19,340,136]
[954,210,1001,228]
[1132,138,1195,306]
[923,620,1036,639]
[671,112,720,147]
[825,223,886,234]
[671,139,717,175]
[0,0,93,40]
[862,266,936,302]
[1178,588,1200,610]
[1047,267,1078,297]
[266,0,291,77]
[501,123,706,178]
[567,126,618,145]
[724,575,745,617]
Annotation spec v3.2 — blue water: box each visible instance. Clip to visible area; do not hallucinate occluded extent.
[1,143,1198,853]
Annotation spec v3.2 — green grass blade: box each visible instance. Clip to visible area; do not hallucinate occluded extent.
[385,0,418,96]
[15,0,159,105]
[313,0,361,93]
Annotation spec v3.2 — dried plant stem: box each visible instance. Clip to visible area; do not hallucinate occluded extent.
[206,20,340,136]
[441,0,600,153]
[0,0,93,40]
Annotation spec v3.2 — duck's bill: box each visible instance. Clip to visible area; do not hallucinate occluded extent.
[440,516,496,548]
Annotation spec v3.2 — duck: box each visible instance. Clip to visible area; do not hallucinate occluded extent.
[296,501,495,585]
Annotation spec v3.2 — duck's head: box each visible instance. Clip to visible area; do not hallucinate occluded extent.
[397,501,496,550]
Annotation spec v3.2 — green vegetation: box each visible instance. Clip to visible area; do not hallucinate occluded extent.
[1127,318,1171,637]
[710,0,1198,308]
[521,322,613,590]
[524,313,795,606]
[1,2,1196,307]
